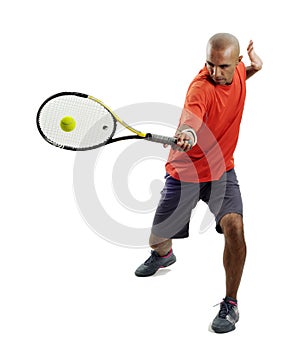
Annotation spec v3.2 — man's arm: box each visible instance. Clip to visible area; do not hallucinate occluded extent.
[246,40,263,80]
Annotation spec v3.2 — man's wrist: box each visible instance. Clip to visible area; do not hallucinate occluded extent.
[181,128,197,147]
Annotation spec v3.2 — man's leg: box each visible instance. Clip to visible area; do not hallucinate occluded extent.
[211,212,246,333]
[135,174,199,277]
[149,233,172,256]
[205,170,245,299]
[134,233,176,277]
[220,213,246,299]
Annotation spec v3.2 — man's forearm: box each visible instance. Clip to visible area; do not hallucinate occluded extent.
[246,65,260,80]
[176,124,194,133]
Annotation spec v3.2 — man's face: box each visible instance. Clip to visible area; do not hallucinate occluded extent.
[206,45,240,85]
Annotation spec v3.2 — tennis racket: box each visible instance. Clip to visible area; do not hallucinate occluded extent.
[36,92,187,151]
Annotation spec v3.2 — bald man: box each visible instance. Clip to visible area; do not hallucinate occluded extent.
[135,33,263,333]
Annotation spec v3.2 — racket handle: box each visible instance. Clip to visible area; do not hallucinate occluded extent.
[145,133,177,145]
[145,133,193,147]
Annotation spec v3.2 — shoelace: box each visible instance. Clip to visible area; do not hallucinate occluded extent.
[214,299,236,319]
[144,251,160,265]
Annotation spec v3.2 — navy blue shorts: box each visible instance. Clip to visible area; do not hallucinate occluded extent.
[152,169,243,238]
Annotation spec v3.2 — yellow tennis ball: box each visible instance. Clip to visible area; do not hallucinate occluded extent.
[60,116,76,132]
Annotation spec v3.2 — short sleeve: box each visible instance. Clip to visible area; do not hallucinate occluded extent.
[179,82,211,132]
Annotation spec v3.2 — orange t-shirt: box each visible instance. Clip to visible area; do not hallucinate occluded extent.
[166,62,247,182]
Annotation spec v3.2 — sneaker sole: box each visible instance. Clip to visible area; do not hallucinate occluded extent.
[135,258,176,277]
[211,325,236,334]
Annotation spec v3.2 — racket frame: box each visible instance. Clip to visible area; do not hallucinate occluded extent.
[37,92,182,151]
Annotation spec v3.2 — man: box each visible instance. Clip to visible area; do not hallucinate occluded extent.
[135,33,262,333]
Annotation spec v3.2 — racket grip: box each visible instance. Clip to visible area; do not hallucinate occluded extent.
[145,133,193,148]
[145,133,177,145]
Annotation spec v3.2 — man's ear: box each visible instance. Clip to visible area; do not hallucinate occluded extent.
[238,55,243,63]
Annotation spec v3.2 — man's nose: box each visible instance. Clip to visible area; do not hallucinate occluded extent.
[213,66,221,77]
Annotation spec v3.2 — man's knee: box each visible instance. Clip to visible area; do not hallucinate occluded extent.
[220,213,244,242]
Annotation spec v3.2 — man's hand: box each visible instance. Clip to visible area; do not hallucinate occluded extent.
[246,40,263,79]
[174,131,194,152]
[163,125,196,152]
[163,131,193,151]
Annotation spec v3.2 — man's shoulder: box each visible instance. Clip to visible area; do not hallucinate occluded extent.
[187,68,214,101]
[192,66,212,84]
[188,66,212,87]
[236,61,246,78]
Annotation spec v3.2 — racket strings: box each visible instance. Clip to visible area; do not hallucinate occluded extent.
[38,95,116,149]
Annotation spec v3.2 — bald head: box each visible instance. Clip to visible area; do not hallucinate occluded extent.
[207,33,240,57]
[205,33,242,85]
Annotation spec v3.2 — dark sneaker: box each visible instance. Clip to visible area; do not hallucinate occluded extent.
[211,297,239,333]
[135,249,176,277]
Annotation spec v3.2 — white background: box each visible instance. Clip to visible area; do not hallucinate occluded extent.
[1,0,299,345]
